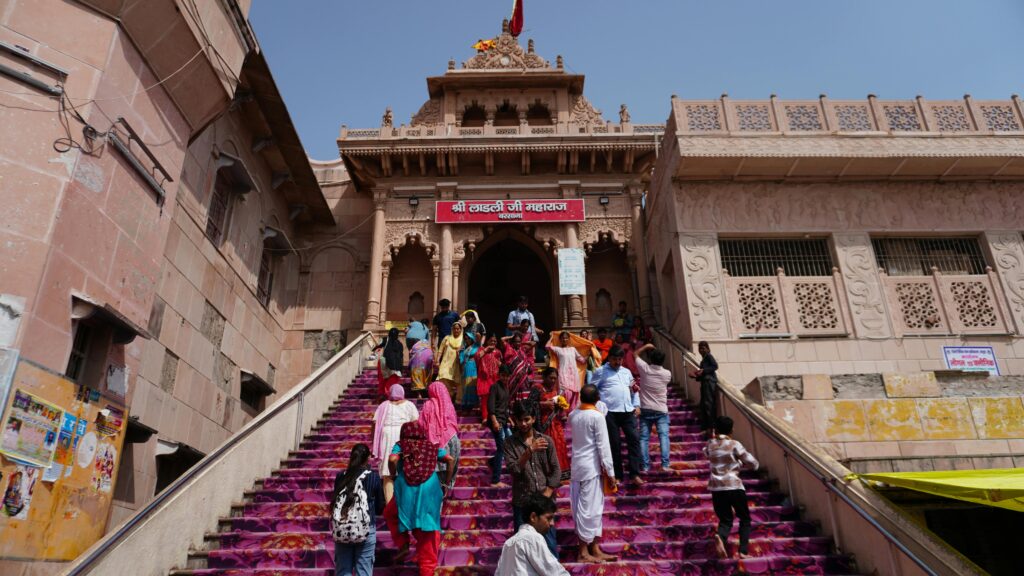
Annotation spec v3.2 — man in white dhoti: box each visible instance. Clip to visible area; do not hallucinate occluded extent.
[568,384,617,563]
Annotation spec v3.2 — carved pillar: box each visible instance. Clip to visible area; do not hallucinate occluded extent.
[439,225,453,303]
[560,181,585,327]
[678,233,729,341]
[431,260,440,315]
[362,194,387,329]
[452,261,461,311]
[833,233,894,339]
[629,184,655,323]
[984,231,1024,334]
[379,263,392,325]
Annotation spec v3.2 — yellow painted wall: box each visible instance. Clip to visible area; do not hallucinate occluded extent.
[0,361,127,561]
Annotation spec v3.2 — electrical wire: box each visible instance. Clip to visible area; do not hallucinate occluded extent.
[264,211,377,253]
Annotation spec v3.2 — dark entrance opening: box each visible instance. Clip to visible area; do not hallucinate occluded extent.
[468,237,554,340]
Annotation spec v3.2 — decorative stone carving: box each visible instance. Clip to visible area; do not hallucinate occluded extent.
[932,105,972,132]
[451,226,484,259]
[783,105,823,131]
[530,224,567,250]
[949,280,998,328]
[684,104,723,131]
[382,107,393,128]
[619,104,630,124]
[980,104,1022,132]
[463,25,549,70]
[834,105,873,131]
[736,282,782,330]
[383,222,439,259]
[411,99,442,127]
[578,216,631,248]
[882,104,922,131]
[793,281,840,329]
[679,234,727,339]
[735,104,772,131]
[985,231,1024,333]
[893,281,942,330]
[569,95,604,126]
[833,234,892,339]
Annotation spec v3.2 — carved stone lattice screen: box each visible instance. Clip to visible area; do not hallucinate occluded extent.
[782,278,847,336]
[724,274,849,337]
[733,281,785,332]
[881,272,1009,336]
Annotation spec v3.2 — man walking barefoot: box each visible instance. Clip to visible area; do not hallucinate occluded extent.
[569,384,617,563]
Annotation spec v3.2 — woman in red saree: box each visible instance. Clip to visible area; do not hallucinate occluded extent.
[501,332,535,400]
[475,334,503,422]
[533,367,570,480]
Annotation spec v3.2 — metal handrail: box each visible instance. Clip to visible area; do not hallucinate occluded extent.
[652,327,958,576]
[65,331,373,575]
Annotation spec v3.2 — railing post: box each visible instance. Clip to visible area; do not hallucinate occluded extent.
[825,479,844,555]
[294,391,305,452]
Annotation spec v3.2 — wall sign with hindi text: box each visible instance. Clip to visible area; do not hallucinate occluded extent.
[435,199,585,224]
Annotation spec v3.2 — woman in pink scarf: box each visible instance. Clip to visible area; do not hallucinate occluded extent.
[419,381,461,493]
[372,384,419,501]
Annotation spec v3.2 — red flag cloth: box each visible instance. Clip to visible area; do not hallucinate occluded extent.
[509,0,524,37]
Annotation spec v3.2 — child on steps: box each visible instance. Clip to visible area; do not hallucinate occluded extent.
[704,416,760,559]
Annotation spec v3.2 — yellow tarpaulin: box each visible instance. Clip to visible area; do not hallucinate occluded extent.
[848,468,1024,513]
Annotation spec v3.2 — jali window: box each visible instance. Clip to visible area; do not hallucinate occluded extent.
[872,237,987,276]
[719,238,834,277]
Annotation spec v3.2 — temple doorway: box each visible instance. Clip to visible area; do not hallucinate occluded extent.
[466,233,555,339]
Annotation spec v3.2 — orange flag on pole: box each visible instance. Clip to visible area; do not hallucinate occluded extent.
[472,38,497,51]
[510,0,524,37]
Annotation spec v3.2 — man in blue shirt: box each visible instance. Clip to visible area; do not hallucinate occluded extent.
[507,296,545,361]
[590,346,644,486]
[431,299,460,346]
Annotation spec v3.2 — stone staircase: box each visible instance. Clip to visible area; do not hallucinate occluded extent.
[170,368,856,575]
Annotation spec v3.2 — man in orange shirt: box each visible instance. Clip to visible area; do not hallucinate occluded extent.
[591,327,614,363]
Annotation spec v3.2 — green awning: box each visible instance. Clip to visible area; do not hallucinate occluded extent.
[848,468,1024,513]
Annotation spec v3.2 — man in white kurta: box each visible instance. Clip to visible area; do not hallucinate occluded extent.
[494,494,569,576]
[568,384,617,563]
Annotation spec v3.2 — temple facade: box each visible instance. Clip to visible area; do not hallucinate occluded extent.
[329,22,663,336]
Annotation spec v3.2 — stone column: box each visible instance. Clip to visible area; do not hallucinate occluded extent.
[439,225,453,303]
[452,262,461,311]
[362,194,387,329]
[560,180,585,326]
[629,184,655,323]
[431,260,440,314]
[379,262,391,326]
[833,233,894,339]
[564,224,585,326]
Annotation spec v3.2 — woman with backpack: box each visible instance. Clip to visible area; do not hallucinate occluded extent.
[331,444,385,576]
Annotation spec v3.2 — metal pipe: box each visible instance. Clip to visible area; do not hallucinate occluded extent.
[0,62,62,96]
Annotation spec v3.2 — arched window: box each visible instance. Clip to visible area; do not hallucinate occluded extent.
[408,292,425,316]
[462,103,486,127]
[494,100,519,126]
[205,153,254,246]
[596,289,612,313]
[527,101,553,126]
[257,226,290,308]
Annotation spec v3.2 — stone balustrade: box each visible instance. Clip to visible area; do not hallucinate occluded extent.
[879,267,1013,337]
[673,94,1024,135]
[723,268,851,338]
[339,122,666,140]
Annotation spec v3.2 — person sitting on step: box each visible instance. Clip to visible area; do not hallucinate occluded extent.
[495,493,570,576]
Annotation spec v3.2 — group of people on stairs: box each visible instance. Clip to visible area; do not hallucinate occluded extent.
[332,298,758,575]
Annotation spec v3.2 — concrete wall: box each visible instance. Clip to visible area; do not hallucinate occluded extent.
[747,371,1024,471]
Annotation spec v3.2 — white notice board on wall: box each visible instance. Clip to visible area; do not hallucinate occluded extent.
[558,248,586,295]
[943,346,999,375]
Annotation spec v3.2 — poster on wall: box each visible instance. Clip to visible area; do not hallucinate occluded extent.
[943,346,999,375]
[2,464,39,519]
[91,443,116,493]
[42,413,80,482]
[0,389,65,467]
[557,248,587,295]
[96,405,124,437]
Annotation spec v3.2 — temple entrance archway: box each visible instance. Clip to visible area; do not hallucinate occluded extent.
[465,230,556,338]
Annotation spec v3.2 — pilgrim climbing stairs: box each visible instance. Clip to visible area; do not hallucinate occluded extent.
[169,368,859,575]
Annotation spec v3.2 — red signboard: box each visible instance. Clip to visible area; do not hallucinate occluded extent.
[435,199,585,224]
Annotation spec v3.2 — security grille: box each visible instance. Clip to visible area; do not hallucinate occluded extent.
[872,237,987,276]
[719,238,834,277]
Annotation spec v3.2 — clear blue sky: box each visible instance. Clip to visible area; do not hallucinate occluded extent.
[250,0,1024,160]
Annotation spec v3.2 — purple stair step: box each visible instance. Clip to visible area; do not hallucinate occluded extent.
[186,361,855,576]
